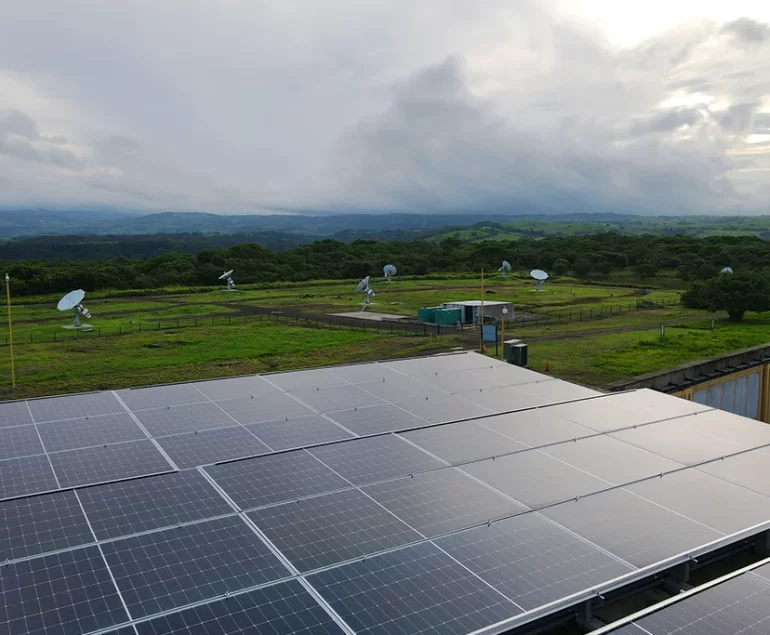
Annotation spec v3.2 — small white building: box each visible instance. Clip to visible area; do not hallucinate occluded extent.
[441,300,514,325]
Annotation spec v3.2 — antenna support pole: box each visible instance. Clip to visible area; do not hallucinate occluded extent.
[5,274,15,390]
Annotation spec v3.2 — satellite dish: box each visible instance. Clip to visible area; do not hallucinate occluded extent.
[720,266,733,274]
[355,276,376,310]
[57,289,93,330]
[218,269,237,291]
[383,264,397,282]
[530,269,549,291]
[498,260,512,277]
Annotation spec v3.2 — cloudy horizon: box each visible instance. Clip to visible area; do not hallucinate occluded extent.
[1,1,769,215]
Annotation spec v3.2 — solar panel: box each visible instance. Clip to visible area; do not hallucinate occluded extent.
[77,470,234,540]
[625,468,770,534]
[48,439,173,488]
[461,450,610,509]
[0,423,44,459]
[216,394,316,424]
[36,413,146,452]
[327,362,399,384]
[412,370,491,393]
[622,568,770,634]
[517,379,602,402]
[248,488,421,572]
[546,397,660,433]
[541,435,684,484]
[308,435,446,485]
[205,450,351,509]
[400,421,527,464]
[326,404,429,435]
[541,488,722,568]
[0,400,33,428]
[607,388,711,418]
[116,384,207,410]
[155,426,270,468]
[136,580,345,635]
[396,394,493,423]
[0,490,93,561]
[452,386,547,413]
[698,448,770,497]
[355,375,445,402]
[467,363,552,387]
[611,415,758,465]
[27,392,124,423]
[436,512,634,610]
[0,545,128,635]
[479,409,595,447]
[363,468,527,537]
[266,368,345,391]
[689,408,770,447]
[101,516,289,618]
[133,402,237,437]
[308,541,520,635]
[289,384,385,413]
[0,455,59,500]
[193,375,277,401]
[245,415,353,451]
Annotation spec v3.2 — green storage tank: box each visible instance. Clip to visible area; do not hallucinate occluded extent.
[418,307,437,323]
[434,307,462,325]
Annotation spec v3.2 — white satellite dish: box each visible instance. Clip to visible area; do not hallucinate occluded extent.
[355,276,376,310]
[720,266,733,274]
[498,260,512,277]
[530,269,549,291]
[383,264,397,282]
[57,289,93,330]
[218,269,237,291]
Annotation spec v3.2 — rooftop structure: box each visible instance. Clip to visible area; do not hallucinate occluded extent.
[2,352,770,634]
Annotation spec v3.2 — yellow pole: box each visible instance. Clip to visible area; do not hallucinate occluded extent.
[5,274,15,390]
[480,268,485,353]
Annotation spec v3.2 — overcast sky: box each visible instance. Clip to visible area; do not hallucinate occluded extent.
[1,1,769,215]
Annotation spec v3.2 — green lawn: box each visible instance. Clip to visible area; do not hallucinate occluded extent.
[0,322,462,400]
[527,316,770,387]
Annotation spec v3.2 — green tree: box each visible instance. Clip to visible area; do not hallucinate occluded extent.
[552,258,571,275]
[682,271,770,321]
[636,263,658,279]
[573,257,592,277]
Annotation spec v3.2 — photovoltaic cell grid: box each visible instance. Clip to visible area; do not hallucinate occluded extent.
[6,352,770,635]
[101,516,289,618]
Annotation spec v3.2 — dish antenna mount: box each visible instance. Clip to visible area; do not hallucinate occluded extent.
[498,260,512,277]
[355,276,376,310]
[530,269,549,291]
[57,289,93,330]
[218,270,237,291]
[383,264,397,282]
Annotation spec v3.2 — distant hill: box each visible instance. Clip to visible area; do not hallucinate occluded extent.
[0,209,512,239]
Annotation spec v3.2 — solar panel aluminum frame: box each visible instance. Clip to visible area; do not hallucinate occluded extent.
[465,519,770,635]
[585,553,770,634]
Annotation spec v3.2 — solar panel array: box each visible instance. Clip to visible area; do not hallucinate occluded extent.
[3,351,770,635]
[600,559,770,634]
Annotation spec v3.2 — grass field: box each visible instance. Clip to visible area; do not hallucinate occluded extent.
[526,316,770,387]
[4,272,770,399]
[0,321,462,400]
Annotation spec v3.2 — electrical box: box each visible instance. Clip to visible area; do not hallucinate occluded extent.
[512,342,528,367]
[503,339,521,364]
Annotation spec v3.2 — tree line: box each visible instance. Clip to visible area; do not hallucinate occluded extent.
[3,233,770,296]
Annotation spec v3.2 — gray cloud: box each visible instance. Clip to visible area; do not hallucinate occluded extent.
[0,1,768,215]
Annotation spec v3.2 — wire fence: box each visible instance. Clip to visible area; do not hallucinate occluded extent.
[1,298,682,348]
[1,311,468,348]
[514,298,682,328]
